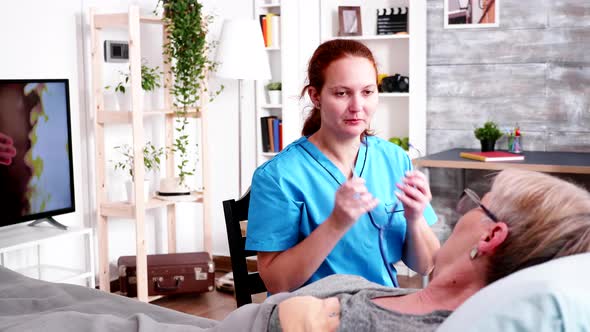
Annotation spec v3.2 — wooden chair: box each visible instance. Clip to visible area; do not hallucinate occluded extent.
[222,190,267,307]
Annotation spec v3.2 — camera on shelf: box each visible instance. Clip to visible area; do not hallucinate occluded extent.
[380,74,409,93]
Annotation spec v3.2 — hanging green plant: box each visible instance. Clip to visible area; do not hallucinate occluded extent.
[156,0,223,186]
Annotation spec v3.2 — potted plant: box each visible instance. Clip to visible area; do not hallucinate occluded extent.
[113,142,164,202]
[105,60,162,111]
[158,0,222,187]
[266,81,282,105]
[139,61,164,110]
[474,121,503,152]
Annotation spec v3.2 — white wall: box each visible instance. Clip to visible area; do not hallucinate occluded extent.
[0,0,88,271]
[0,0,255,281]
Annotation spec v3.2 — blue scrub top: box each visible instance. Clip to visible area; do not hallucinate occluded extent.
[246,136,437,287]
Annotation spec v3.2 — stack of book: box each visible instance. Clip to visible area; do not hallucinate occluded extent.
[459,151,525,162]
[259,13,280,48]
[260,116,282,153]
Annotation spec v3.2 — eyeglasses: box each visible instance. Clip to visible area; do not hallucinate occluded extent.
[456,188,499,222]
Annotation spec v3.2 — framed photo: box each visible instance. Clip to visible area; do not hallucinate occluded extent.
[338,6,362,36]
[444,0,499,29]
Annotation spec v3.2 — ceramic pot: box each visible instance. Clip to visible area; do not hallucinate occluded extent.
[126,179,150,203]
[267,90,281,105]
[480,139,496,152]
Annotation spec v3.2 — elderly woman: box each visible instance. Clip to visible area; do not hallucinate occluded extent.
[274,169,590,331]
[2,169,588,332]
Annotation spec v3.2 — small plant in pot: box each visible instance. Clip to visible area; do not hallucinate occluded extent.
[266,81,282,105]
[112,142,164,203]
[474,121,503,152]
[105,60,162,111]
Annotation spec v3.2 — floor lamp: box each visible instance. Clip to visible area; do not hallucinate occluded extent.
[216,19,271,196]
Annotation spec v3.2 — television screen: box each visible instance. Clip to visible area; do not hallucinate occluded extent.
[0,79,75,227]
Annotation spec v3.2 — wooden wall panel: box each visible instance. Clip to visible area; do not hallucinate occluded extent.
[550,0,590,28]
[423,0,590,242]
[428,64,546,98]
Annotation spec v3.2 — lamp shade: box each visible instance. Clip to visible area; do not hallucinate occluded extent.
[215,19,271,80]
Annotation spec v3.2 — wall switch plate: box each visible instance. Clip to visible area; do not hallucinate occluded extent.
[104,40,129,63]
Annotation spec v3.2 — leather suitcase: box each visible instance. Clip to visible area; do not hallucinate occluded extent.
[117,252,215,297]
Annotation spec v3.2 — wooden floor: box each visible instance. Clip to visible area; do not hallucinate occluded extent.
[152,272,424,321]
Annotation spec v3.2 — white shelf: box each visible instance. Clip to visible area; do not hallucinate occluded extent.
[261,152,279,157]
[261,103,282,109]
[259,3,281,9]
[16,265,92,283]
[319,0,427,154]
[266,47,281,51]
[0,224,92,254]
[332,34,410,41]
[379,92,409,98]
[0,223,95,287]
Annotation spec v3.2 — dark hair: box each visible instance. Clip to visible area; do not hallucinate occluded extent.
[301,39,378,137]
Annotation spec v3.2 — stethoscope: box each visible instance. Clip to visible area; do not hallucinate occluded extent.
[301,136,403,287]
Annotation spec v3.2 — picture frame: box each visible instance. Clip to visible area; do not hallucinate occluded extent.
[338,6,362,36]
[444,0,499,29]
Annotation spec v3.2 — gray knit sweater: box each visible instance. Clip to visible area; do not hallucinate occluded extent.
[267,274,451,332]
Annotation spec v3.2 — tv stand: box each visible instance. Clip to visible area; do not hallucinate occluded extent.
[0,223,94,287]
[29,216,68,230]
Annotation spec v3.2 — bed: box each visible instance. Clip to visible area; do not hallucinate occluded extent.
[0,265,286,332]
[2,253,589,332]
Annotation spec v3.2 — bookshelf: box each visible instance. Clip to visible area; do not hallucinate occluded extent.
[319,0,427,159]
[319,0,427,278]
[253,0,302,168]
[90,6,211,302]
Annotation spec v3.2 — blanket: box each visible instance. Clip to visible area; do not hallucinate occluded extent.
[0,265,284,332]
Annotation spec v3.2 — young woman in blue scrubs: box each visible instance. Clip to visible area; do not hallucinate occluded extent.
[246,39,440,293]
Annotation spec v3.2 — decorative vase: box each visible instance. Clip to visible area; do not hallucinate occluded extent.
[117,89,144,111]
[480,139,496,152]
[150,87,165,110]
[126,179,151,203]
[104,91,120,111]
[267,90,281,105]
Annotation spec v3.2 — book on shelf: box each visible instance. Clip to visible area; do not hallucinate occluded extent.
[267,116,275,152]
[259,116,282,153]
[460,151,525,162]
[258,13,280,48]
[271,14,280,47]
[272,118,280,152]
[260,116,271,152]
[278,120,283,151]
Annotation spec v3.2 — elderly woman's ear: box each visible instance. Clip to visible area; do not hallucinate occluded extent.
[477,222,508,257]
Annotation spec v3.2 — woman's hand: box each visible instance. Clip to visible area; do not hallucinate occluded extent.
[395,170,432,224]
[0,132,16,166]
[331,177,379,230]
[278,296,340,332]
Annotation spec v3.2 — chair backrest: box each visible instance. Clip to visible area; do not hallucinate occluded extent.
[222,190,267,307]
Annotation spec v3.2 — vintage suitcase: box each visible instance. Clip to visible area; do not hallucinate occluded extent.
[118,252,215,297]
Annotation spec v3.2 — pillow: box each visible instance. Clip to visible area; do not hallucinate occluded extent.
[437,253,590,332]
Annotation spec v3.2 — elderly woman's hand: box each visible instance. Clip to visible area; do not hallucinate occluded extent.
[330,177,379,230]
[278,296,340,332]
[0,132,16,166]
[395,170,432,224]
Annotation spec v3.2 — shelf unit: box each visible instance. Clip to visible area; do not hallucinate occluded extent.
[0,223,94,287]
[90,6,211,302]
[253,0,302,168]
[319,0,427,158]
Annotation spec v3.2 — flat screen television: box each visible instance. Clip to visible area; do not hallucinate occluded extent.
[0,79,75,229]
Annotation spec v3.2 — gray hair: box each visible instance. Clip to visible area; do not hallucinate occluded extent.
[485,169,590,284]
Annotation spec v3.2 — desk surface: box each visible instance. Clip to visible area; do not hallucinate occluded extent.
[414,148,590,174]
